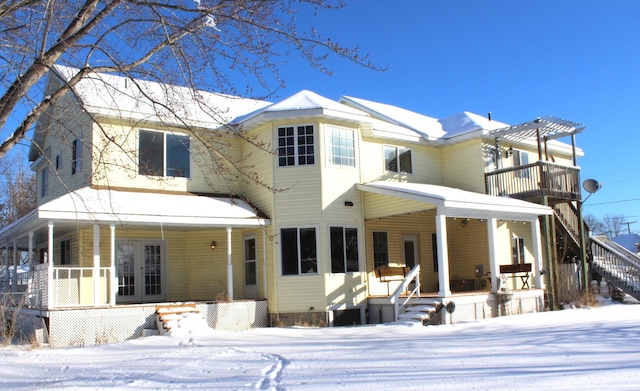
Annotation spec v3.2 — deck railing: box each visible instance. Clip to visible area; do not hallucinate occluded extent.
[485,161,580,202]
[590,236,640,300]
[389,264,421,321]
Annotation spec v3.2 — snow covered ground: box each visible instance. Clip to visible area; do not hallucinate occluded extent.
[1,298,640,390]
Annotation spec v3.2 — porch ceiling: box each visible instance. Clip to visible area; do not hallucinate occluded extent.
[0,187,269,248]
[357,181,553,220]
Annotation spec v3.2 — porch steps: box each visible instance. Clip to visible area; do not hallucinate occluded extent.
[397,300,442,325]
[155,303,201,335]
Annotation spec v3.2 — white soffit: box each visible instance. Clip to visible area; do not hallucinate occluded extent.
[357,181,552,220]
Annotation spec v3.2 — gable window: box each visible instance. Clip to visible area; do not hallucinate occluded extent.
[138,130,190,178]
[71,138,82,175]
[281,227,317,275]
[60,239,71,265]
[328,126,355,167]
[277,125,315,167]
[512,237,525,264]
[373,231,389,269]
[384,145,412,173]
[330,227,359,273]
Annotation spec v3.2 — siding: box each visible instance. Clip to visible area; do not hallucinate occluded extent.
[441,140,486,193]
[240,123,275,217]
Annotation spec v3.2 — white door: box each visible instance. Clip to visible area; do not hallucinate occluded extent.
[116,240,166,303]
[243,236,258,299]
[402,235,419,269]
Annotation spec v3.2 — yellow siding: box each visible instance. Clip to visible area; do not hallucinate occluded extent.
[362,192,435,219]
[240,123,275,217]
[446,218,490,281]
[441,140,486,193]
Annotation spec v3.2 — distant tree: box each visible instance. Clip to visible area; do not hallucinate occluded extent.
[602,214,626,239]
[0,0,380,187]
[584,214,605,236]
[0,153,36,228]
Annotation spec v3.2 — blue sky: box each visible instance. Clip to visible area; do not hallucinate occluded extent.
[269,1,640,230]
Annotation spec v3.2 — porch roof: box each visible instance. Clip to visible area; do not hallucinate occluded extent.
[0,187,268,247]
[356,181,553,220]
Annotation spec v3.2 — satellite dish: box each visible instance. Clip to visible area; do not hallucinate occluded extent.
[583,179,601,194]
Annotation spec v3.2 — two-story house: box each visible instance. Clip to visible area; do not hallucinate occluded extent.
[0,66,587,345]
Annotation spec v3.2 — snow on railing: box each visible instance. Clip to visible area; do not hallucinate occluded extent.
[590,236,640,299]
[389,264,421,321]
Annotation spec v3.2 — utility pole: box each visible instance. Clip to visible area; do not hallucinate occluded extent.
[623,221,637,235]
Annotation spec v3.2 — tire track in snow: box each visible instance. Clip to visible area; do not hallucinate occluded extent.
[256,353,289,390]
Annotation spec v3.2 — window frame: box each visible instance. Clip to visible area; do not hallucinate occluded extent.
[277,125,315,167]
[60,239,71,266]
[138,129,191,178]
[327,126,356,167]
[280,226,318,276]
[330,226,360,273]
[71,137,82,175]
[372,231,389,269]
[384,145,413,174]
[512,237,525,264]
[513,150,530,178]
[40,167,48,197]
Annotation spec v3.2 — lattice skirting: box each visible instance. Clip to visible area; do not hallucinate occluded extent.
[18,300,268,347]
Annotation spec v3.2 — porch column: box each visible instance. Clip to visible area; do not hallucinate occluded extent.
[487,218,500,292]
[227,226,233,301]
[109,224,116,306]
[47,221,54,310]
[531,218,545,289]
[28,232,34,270]
[435,213,451,297]
[263,230,268,300]
[12,240,17,292]
[93,224,100,305]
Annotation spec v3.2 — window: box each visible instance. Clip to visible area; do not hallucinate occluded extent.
[55,153,62,170]
[138,130,190,178]
[40,167,48,197]
[372,231,388,269]
[277,125,315,167]
[432,233,438,272]
[60,239,71,265]
[328,126,355,167]
[71,138,82,175]
[330,227,359,273]
[513,150,530,178]
[384,145,412,173]
[512,237,525,264]
[281,227,317,275]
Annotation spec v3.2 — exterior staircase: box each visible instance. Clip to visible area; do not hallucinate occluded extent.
[397,300,443,325]
[590,235,640,300]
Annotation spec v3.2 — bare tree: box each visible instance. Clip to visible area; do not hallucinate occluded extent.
[602,213,626,239]
[0,0,380,161]
[584,213,605,236]
[0,152,36,228]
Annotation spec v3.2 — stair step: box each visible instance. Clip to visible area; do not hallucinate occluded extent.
[399,312,430,321]
[406,305,436,313]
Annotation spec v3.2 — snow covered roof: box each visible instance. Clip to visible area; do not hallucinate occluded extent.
[357,181,552,220]
[340,96,446,140]
[612,234,640,253]
[234,90,368,127]
[438,111,509,137]
[51,65,271,128]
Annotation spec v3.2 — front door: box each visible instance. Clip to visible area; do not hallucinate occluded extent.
[243,235,258,299]
[402,235,419,269]
[116,240,166,303]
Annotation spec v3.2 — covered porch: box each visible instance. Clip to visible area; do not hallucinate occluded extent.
[357,181,552,324]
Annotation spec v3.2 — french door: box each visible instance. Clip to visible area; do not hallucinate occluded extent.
[116,240,166,303]
[244,235,258,299]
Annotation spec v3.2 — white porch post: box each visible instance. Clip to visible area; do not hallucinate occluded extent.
[435,213,451,297]
[109,224,116,306]
[262,230,268,300]
[47,221,54,310]
[487,218,500,293]
[12,240,17,292]
[531,218,545,289]
[227,226,233,301]
[93,224,100,305]
[28,232,34,270]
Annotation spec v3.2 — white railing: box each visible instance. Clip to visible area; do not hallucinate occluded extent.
[52,267,112,307]
[389,264,421,321]
[590,236,640,300]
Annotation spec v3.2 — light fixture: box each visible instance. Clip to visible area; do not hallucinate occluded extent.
[461,218,469,227]
[344,201,354,207]
[210,240,217,250]
[504,146,513,158]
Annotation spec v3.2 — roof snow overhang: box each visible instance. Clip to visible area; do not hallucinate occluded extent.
[357,181,552,221]
[0,187,269,249]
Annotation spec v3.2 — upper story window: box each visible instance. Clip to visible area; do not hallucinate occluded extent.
[138,130,190,178]
[328,126,355,167]
[40,167,48,197]
[384,145,412,173]
[277,125,315,167]
[71,137,82,175]
[513,150,530,178]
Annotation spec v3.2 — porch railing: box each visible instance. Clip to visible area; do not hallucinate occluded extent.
[389,264,421,321]
[485,161,580,202]
[590,236,640,300]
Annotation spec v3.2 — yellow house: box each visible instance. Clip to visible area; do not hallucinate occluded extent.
[0,66,589,345]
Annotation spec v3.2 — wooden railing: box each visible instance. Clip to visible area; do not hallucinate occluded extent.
[389,264,421,321]
[590,236,640,300]
[554,202,581,245]
[485,161,580,202]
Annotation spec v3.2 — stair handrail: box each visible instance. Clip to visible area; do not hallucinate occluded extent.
[591,235,640,268]
[389,264,421,321]
[590,235,640,299]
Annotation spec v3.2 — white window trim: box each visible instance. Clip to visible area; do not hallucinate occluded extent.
[326,125,356,168]
[280,225,319,276]
[383,144,413,174]
[276,124,316,168]
[138,129,192,179]
[329,225,361,274]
